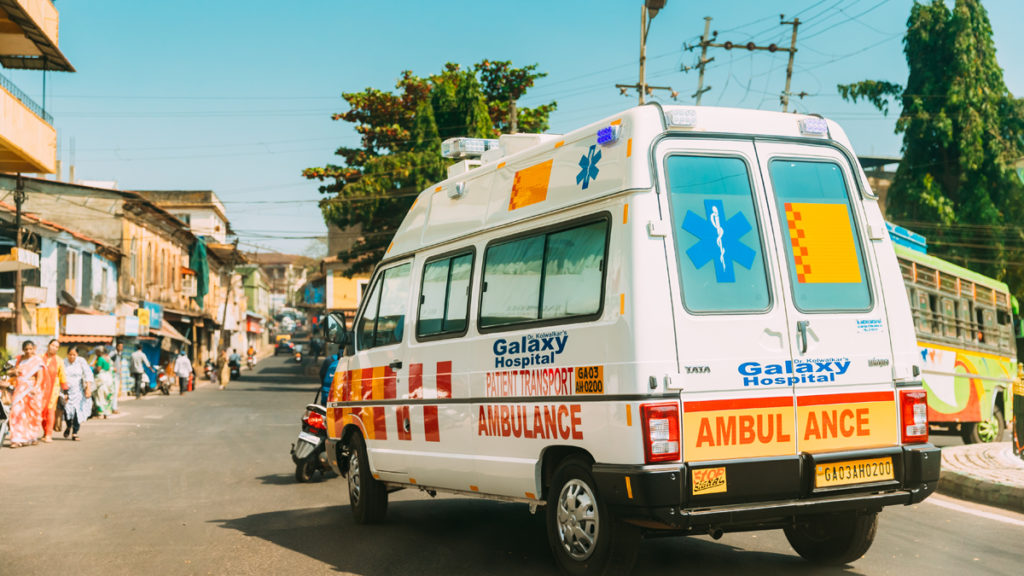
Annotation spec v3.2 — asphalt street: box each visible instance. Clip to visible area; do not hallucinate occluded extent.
[1,355,1022,576]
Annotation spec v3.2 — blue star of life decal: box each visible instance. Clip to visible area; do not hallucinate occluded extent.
[576,145,601,190]
[681,199,756,283]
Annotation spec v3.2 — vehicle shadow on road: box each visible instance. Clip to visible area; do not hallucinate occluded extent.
[213,498,865,575]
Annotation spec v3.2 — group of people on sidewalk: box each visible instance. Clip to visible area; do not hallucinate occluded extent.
[3,340,198,447]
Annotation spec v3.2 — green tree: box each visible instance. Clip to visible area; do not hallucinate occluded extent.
[838,0,1024,289]
[304,62,556,275]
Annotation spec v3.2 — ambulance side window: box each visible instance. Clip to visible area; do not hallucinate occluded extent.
[666,155,771,313]
[417,252,473,338]
[769,159,871,312]
[480,218,609,329]
[356,263,412,349]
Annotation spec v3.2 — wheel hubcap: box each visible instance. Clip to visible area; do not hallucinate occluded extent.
[977,417,999,442]
[348,449,361,503]
[556,479,599,561]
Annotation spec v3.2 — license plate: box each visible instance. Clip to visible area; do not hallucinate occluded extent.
[815,457,894,488]
[297,431,322,446]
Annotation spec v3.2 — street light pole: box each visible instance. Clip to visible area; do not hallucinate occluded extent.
[616,1,676,104]
[13,174,25,334]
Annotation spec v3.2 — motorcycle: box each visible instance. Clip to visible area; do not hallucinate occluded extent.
[293,344,303,364]
[290,403,329,482]
[1,359,15,448]
[156,366,172,395]
[229,359,241,380]
[204,360,214,381]
[246,354,255,370]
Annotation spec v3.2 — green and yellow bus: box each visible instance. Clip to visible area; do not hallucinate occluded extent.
[895,242,1016,443]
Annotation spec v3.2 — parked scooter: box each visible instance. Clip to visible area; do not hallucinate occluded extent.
[204,360,214,381]
[290,403,329,482]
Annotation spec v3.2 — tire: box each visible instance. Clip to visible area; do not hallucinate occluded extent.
[295,458,315,483]
[346,432,388,524]
[784,511,877,565]
[546,457,641,576]
[961,405,1005,444]
[0,419,8,448]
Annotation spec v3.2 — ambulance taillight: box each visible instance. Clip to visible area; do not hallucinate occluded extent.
[641,403,681,463]
[899,390,929,444]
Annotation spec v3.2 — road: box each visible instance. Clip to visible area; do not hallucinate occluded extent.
[1,355,1022,576]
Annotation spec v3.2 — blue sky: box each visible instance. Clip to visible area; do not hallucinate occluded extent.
[7,0,1023,254]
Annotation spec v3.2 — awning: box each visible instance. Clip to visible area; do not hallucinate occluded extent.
[60,335,113,344]
[152,320,190,343]
[0,248,39,273]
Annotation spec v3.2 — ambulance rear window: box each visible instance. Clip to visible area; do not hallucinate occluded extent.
[666,155,771,313]
[769,160,871,312]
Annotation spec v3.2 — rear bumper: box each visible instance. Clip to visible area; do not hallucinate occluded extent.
[593,444,940,532]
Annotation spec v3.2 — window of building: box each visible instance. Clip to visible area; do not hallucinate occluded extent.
[480,218,608,328]
[418,252,473,338]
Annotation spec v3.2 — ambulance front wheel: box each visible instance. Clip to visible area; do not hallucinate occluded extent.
[546,457,640,576]
[346,432,388,524]
[784,511,877,565]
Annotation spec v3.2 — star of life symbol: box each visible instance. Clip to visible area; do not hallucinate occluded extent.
[576,145,601,190]
[681,199,756,283]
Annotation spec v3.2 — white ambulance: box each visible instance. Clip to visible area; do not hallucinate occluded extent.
[322,104,940,576]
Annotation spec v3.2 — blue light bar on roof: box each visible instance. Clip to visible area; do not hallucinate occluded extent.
[597,125,620,146]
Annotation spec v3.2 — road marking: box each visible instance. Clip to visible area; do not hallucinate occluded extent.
[925,494,1024,527]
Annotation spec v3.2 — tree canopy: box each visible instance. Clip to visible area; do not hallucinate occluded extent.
[304,61,555,275]
[839,0,1024,292]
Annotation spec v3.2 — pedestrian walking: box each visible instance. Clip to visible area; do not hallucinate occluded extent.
[109,342,127,414]
[216,348,230,390]
[41,339,66,442]
[173,349,192,395]
[7,341,45,448]
[129,347,153,399]
[92,349,115,418]
[62,346,94,441]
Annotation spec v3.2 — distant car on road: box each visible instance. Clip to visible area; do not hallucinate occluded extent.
[274,340,294,356]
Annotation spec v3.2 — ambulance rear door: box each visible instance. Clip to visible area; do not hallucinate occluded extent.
[655,138,800,465]
[752,141,899,456]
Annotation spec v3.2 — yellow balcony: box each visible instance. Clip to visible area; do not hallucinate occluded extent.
[0,79,55,173]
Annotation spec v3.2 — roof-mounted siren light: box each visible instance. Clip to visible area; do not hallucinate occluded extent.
[799,117,829,137]
[666,108,698,129]
[441,137,500,159]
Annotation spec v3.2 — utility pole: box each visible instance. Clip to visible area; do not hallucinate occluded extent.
[13,174,25,334]
[683,15,803,111]
[780,16,801,112]
[219,238,240,350]
[616,1,677,104]
[691,17,715,105]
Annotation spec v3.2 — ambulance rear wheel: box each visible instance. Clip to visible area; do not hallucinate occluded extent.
[784,511,877,565]
[347,432,388,524]
[546,457,640,576]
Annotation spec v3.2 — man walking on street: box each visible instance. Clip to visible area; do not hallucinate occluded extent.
[109,342,127,414]
[130,347,153,399]
[173,349,193,395]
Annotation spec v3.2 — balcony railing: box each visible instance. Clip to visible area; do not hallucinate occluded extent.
[0,72,53,124]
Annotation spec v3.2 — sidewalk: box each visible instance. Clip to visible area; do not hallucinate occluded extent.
[938,441,1024,514]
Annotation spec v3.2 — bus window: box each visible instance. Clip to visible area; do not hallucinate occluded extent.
[960,299,975,342]
[916,290,931,333]
[941,297,957,339]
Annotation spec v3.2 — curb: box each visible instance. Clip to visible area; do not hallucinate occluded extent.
[937,443,1024,514]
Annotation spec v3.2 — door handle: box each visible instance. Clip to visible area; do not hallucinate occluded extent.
[389,360,403,371]
[796,321,809,354]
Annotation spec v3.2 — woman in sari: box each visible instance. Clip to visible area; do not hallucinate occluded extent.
[92,349,115,418]
[63,346,94,441]
[8,340,45,448]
